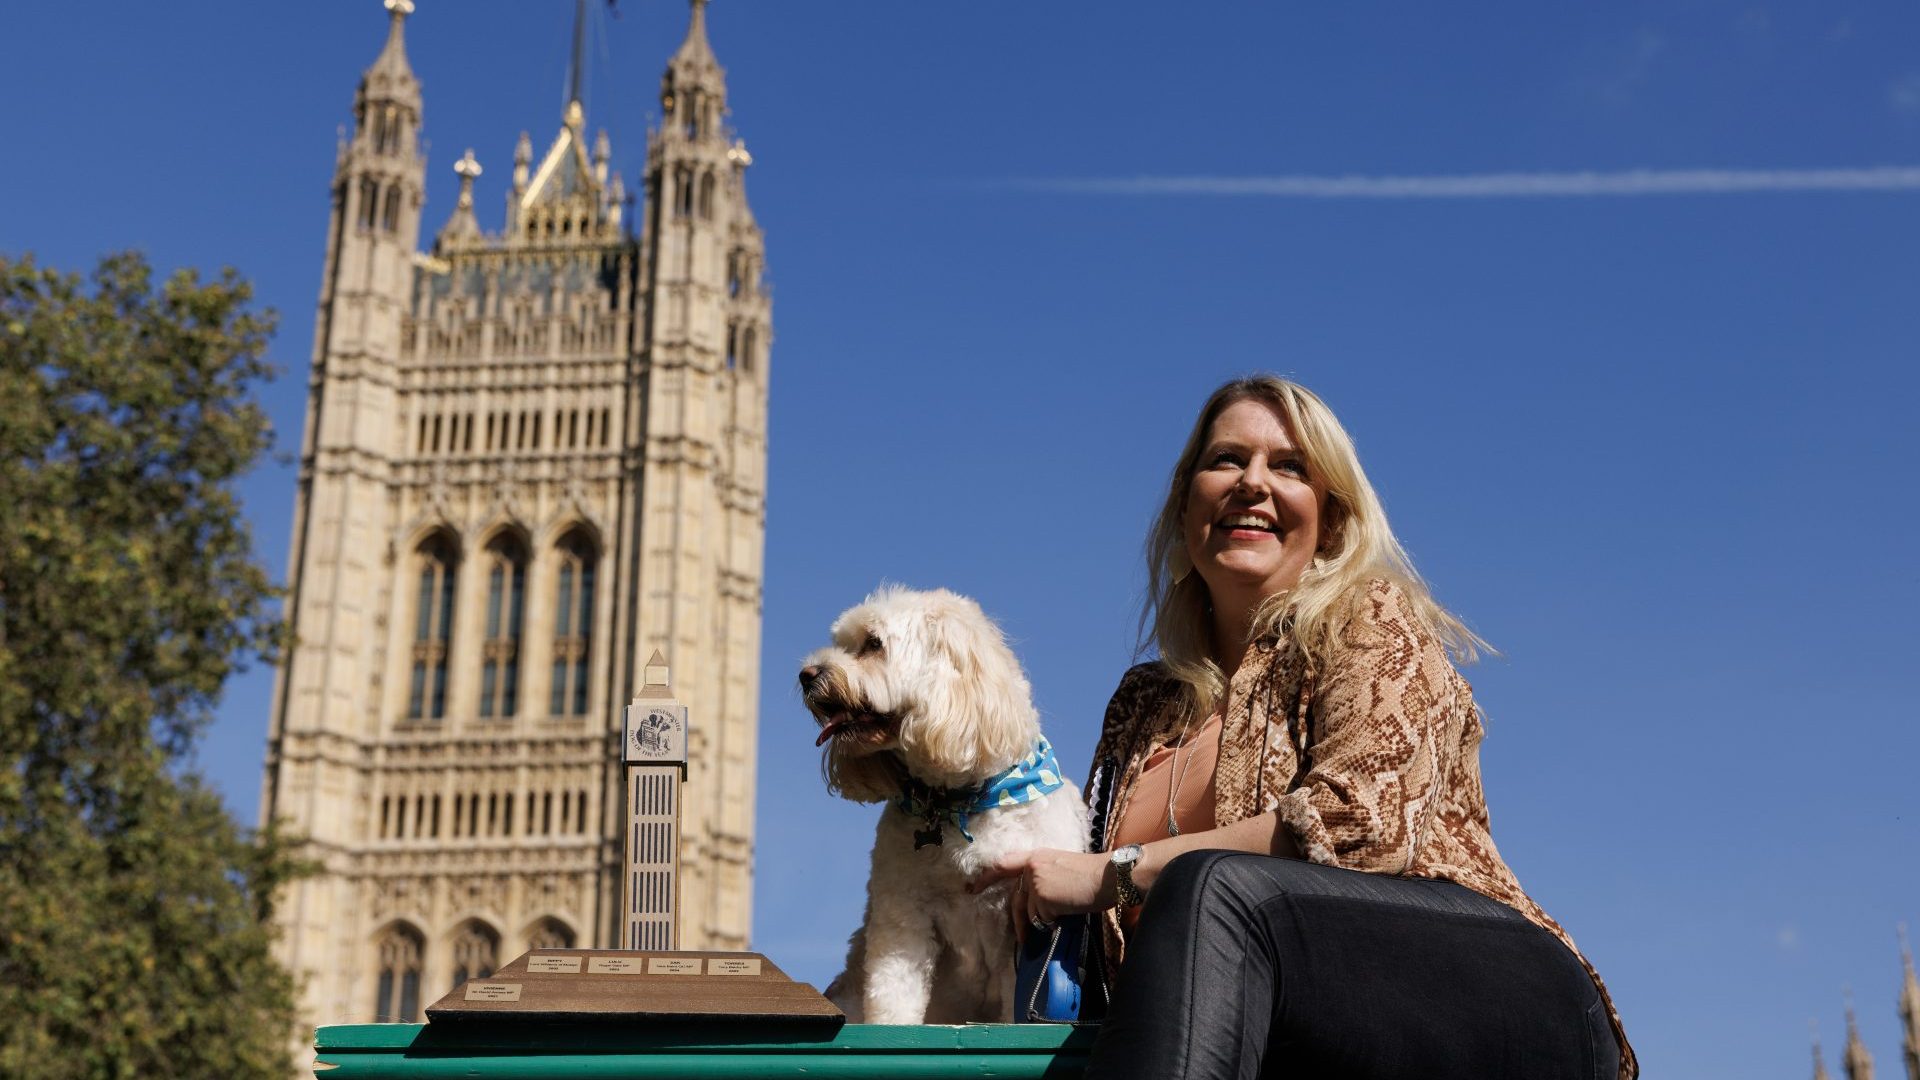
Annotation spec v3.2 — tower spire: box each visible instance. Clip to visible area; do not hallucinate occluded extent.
[566,0,587,115]
[435,149,483,249]
[680,0,712,60]
[1817,1019,1837,1080]
[659,0,726,145]
[1899,924,1920,1080]
[1847,990,1878,1080]
[365,0,420,107]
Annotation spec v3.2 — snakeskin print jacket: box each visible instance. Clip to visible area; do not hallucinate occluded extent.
[1089,578,1636,1078]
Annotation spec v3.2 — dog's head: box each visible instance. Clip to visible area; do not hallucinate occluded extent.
[799,586,1039,802]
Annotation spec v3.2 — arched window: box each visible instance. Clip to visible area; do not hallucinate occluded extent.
[528,918,574,951]
[741,326,758,375]
[372,924,425,1023]
[478,535,527,719]
[358,178,379,231]
[449,922,499,990]
[675,169,694,217]
[382,185,401,233]
[408,535,457,720]
[549,531,597,716]
[698,171,716,220]
[377,105,399,155]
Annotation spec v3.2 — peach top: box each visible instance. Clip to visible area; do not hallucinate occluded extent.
[1107,711,1222,934]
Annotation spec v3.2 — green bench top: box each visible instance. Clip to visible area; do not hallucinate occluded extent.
[315,1021,1098,1078]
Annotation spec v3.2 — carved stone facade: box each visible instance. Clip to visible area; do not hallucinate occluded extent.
[260,0,768,1038]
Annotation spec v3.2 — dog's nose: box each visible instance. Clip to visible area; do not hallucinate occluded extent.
[798,665,822,690]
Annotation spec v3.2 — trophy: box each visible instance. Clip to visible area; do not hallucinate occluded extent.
[426,652,842,1026]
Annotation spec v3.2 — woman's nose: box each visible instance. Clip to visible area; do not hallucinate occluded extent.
[1235,458,1274,497]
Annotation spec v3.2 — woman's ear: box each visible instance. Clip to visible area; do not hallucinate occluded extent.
[1317,497,1343,554]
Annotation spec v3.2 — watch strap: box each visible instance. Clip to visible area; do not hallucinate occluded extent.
[1111,844,1145,908]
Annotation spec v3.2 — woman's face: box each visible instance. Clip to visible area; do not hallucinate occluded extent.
[1182,398,1324,612]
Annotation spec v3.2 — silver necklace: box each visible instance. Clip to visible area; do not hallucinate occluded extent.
[1165,709,1202,837]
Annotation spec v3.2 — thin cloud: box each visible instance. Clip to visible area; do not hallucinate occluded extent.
[1891,72,1920,114]
[1001,167,1920,199]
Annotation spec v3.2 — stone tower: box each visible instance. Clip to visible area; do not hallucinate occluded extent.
[260,0,770,1036]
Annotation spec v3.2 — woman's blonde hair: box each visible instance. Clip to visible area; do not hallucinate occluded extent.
[1141,376,1486,720]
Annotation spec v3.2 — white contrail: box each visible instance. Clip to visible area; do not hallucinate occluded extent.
[1005,167,1920,198]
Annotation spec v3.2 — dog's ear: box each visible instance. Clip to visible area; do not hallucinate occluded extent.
[823,746,907,804]
[905,594,1038,778]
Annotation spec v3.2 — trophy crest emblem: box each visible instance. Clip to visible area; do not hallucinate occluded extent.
[628,706,681,759]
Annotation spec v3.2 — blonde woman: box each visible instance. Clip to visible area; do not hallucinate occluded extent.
[979,377,1635,1079]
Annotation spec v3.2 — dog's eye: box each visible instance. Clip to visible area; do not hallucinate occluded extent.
[859,634,884,656]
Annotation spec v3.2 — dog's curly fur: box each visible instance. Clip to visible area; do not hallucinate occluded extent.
[800,587,1088,1024]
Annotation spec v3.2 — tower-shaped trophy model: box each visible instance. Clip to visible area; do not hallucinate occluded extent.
[623,652,687,950]
[422,650,840,1026]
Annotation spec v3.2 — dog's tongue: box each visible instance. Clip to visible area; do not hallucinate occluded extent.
[814,714,853,747]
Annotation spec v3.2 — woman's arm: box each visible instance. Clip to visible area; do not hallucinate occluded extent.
[978,813,1302,931]
[1271,579,1458,873]
[985,580,1460,926]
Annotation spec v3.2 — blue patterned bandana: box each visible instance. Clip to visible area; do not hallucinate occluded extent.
[898,737,1066,849]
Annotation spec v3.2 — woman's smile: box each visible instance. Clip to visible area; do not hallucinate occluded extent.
[1217,512,1278,541]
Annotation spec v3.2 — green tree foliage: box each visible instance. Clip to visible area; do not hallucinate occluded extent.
[0,252,307,1077]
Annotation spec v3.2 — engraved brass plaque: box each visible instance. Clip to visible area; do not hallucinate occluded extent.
[526,956,582,974]
[464,982,523,1002]
[646,956,703,975]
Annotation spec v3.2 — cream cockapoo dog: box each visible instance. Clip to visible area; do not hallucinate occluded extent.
[799,586,1088,1024]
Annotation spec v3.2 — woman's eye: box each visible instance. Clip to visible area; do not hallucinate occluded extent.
[1275,457,1307,478]
[1207,450,1242,468]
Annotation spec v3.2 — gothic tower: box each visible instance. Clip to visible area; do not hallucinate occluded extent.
[261,0,769,1039]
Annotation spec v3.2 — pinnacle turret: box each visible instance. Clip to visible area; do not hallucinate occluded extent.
[660,0,727,145]
[1899,925,1920,1080]
[1848,993,1878,1080]
[436,149,483,249]
[331,1,425,248]
[674,0,717,67]
[358,0,421,123]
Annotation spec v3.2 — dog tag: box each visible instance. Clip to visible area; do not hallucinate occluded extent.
[913,823,943,849]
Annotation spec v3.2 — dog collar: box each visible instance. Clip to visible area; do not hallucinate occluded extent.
[898,737,1065,849]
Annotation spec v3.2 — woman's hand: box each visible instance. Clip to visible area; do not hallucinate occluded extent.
[972,848,1114,942]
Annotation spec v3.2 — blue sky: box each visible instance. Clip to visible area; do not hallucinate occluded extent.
[6,2,1919,1075]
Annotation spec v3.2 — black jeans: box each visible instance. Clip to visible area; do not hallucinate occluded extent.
[1083,852,1617,1080]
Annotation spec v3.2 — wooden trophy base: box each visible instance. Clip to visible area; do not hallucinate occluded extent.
[425,949,844,1029]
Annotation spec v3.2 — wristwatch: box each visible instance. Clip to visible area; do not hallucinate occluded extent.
[1110,844,1146,908]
